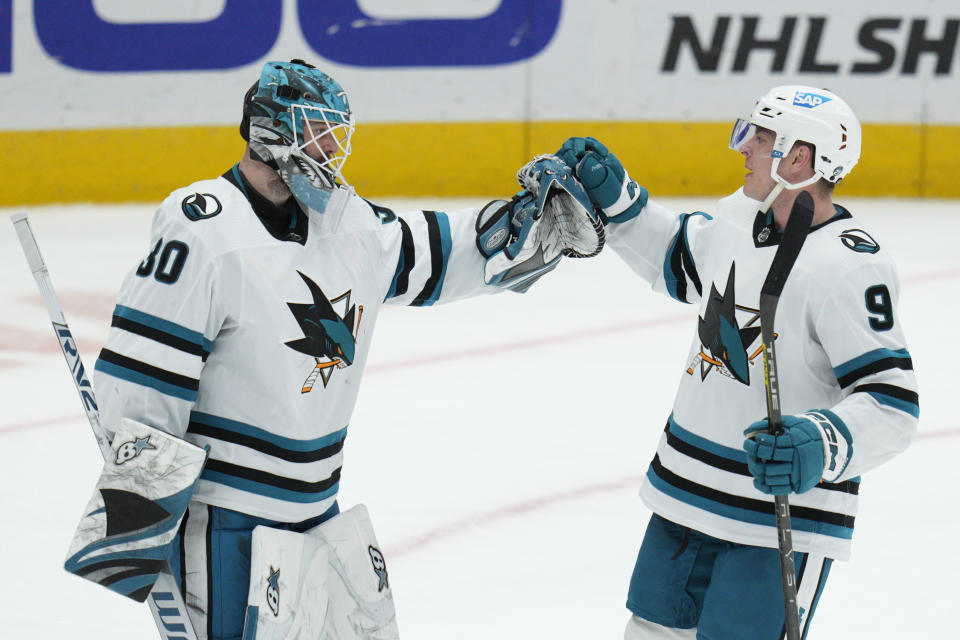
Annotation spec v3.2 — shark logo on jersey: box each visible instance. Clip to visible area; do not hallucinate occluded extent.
[115,435,156,464]
[688,262,765,384]
[266,566,280,616]
[368,546,389,592]
[181,193,222,221]
[839,228,880,254]
[285,271,364,392]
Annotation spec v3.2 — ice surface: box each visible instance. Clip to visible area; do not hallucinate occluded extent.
[0,197,956,639]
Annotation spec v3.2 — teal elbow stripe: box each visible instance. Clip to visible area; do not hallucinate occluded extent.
[94,358,198,402]
[114,305,212,353]
[411,210,451,306]
[834,348,912,388]
[851,383,919,418]
[862,391,920,418]
[662,212,709,303]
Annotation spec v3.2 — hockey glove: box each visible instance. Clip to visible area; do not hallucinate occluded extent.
[743,410,853,495]
[515,154,605,258]
[476,191,562,293]
[556,136,647,224]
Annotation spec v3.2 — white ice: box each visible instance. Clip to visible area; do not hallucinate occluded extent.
[0,197,957,639]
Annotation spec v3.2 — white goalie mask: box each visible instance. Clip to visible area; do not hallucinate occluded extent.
[729,85,861,189]
[241,59,355,211]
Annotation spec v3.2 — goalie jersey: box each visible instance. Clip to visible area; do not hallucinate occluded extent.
[607,188,918,560]
[93,165,493,523]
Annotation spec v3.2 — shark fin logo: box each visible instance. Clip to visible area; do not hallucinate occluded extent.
[285,271,363,393]
[115,435,156,464]
[266,567,280,616]
[689,262,767,384]
[839,228,880,254]
[181,193,222,221]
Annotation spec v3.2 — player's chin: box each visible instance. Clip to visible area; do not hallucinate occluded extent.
[743,176,772,201]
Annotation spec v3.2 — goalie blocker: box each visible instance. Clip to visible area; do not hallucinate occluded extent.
[64,418,207,601]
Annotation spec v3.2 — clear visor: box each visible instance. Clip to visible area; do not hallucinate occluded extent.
[292,103,355,183]
[728,118,757,152]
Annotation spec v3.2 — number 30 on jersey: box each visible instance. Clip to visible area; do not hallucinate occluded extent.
[137,238,189,285]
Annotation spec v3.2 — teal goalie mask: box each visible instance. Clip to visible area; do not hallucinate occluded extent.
[241,59,355,209]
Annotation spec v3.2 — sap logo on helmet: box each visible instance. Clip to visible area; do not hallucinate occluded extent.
[793,92,832,109]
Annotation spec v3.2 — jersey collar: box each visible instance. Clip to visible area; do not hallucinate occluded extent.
[752,204,852,248]
[223,164,309,245]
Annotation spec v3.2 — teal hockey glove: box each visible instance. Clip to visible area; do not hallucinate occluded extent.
[743,411,853,495]
[555,136,647,224]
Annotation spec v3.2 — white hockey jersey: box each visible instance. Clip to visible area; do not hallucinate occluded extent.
[607,188,918,560]
[94,165,495,522]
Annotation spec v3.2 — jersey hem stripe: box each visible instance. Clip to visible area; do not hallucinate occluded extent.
[666,415,859,495]
[648,456,855,538]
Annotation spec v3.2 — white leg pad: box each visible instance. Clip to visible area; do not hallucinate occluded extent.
[245,504,399,640]
[625,615,698,640]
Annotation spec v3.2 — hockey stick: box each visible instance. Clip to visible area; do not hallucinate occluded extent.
[11,213,199,640]
[757,191,814,640]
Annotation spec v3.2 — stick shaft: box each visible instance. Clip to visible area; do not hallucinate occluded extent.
[11,213,199,640]
[756,193,814,640]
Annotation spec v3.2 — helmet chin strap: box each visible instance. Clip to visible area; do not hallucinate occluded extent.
[761,158,820,213]
[759,182,785,214]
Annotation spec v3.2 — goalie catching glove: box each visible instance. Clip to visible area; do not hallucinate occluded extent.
[478,154,605,292]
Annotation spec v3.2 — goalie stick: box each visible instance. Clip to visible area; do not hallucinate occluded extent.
[11,213,200,640]
[757,191,814,640]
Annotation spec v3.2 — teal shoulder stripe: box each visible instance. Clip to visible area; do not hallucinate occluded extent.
[190,411,348,452]
[114,305,213,352]
[834,348,911,379]
[94,358,198,402]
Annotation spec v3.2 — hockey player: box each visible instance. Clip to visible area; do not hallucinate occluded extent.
[71,59,601,640]
[554,86,918,639]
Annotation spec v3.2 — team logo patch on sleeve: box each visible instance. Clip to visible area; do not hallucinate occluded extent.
[839,228,880,254]
[181,193,223,221]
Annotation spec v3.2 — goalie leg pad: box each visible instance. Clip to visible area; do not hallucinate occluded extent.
[245,504,399,640]
[64,418,207,602]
